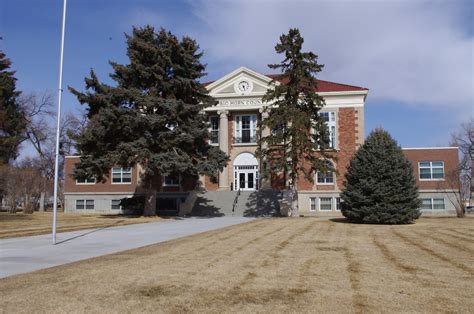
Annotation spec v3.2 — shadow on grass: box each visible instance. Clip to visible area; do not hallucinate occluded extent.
[329,218,351,223]
[243,190,281,217]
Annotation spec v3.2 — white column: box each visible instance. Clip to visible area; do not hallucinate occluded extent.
[217,110,230,190]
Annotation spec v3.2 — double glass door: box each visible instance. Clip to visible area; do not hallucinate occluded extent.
[234,166,258,191]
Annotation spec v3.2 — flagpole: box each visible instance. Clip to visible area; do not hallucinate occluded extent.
[52,0,67,245]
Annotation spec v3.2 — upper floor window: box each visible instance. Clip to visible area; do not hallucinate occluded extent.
[76,177,96,184]
[209,116,219,145]
[164,175,180,186]
[317,161,335,184]
[234,114,257,144]
[419,161,444,180]
[319,112,336,148]
[112,167,132,184]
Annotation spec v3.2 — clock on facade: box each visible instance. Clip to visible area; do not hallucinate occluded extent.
[237,80,251,93]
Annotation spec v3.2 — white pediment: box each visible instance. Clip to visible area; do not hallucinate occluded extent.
[206,66,277,98]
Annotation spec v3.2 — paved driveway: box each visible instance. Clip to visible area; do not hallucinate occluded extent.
[0,216,254,278]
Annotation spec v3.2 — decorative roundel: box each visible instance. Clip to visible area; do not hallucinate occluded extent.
[235,80,252,94]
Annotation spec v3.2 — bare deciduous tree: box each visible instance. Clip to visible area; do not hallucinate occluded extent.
[447,118,474,217]
[2,93,86,212]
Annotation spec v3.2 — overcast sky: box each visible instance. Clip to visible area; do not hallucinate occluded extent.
[1,0,473,158]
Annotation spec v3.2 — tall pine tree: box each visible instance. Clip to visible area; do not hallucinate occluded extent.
[0,51,26,164]
[69,26,228,215]
[341,128,421,224]
[258,28,332,216]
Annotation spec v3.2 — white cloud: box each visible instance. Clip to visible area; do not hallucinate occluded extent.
[188,0,473,111]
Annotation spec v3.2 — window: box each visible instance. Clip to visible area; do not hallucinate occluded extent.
[319,197,333,211]
[421,198,432,210]
[76,200,85,210]
[209,116,219,144]
[111,199,122,210]
[336,197,341,211]
[317,161,335,184]
[234,114,257,143]
[433,198,445,210]
[419,161,444,180]
[421,198,445,210]
[310,197,317,211]
[85,200,94,210]
[76,177,96,184]
[112,167,132,184]
[164,175,180,186]
[319,112,336,148]
[76,199,94,210]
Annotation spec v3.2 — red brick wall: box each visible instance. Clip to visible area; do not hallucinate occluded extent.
[295,108,358,191]
[65,157,198,193]
[64,157,138,193]
[403,148,459,190]
[335,108,357,190]
[204,175,219,191]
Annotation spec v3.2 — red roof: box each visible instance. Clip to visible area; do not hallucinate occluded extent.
[203,73,368,92]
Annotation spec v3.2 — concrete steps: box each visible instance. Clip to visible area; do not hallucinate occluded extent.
[190,190,281,217]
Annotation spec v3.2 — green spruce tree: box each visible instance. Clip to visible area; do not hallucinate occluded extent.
[258,28,332,216]
[69,26,228,215]
[341,128,421,224]
[0,51,26,164]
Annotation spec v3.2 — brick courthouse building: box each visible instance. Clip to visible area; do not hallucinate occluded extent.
[64,67,459,215]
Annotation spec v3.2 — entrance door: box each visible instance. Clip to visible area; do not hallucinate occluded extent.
[235,166,258,191]
[233,153,259,191]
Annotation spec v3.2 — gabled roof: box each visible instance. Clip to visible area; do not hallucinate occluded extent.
[266,74,368,92]
[203,72,368,93]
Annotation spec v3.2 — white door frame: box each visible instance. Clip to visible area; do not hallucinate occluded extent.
[234,165,258,191]
[233,153,259,191]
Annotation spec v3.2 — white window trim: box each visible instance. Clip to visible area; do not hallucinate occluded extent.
[421,197,445,211]
[335,197,341,211]
[76,199,94,210]
[111,167,133,185]
[75,199,85,210]
[418,161,445,181]
[75,178,96,185]
[234,114,257,144]
[163,175,181,187]
[313,111,337,149]
[316,172,335,185]
[309,197,317,212]
[316,161,336,185]
[318,197,333,211]
[209,116,219,146]
[111,199,122,210]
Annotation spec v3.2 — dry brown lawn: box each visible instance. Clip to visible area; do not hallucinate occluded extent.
[0,217,473,313]
[0,212,162,239]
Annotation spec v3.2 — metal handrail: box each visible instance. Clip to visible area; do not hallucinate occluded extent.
[232,188,241,215]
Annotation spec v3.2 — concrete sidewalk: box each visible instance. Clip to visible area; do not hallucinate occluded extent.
[0,216,254,279]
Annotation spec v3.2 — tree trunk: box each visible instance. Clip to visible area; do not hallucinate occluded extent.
[39,192,45,212]
[289,187,299,217]
[7,196,17,214]
[23,194,34,214]
[143,189,156,216]
[456,206,465,218]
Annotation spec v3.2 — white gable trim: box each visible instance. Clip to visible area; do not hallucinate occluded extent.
[205,66,276,92]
